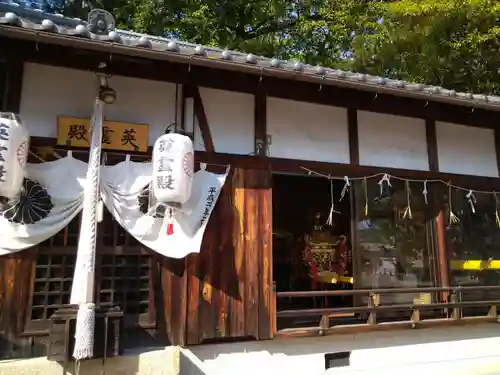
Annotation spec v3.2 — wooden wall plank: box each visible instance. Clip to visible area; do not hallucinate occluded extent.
[0,250,36,357]
[161,256,187,346]
[216,172,234,339]
[186,252,201,344]
[257,170,273,340]
[230,169,246,337]
[244,171,259,338]
[198,185,220,342]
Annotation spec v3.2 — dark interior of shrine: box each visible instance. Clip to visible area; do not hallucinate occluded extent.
[272,173,354,328]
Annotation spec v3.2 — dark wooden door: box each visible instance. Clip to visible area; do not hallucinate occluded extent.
[186,168,273,344]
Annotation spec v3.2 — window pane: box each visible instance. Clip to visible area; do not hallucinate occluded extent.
[354,180,436,304]
[445,189,500,302]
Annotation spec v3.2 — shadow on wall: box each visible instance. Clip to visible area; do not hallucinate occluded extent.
[179,324,500,375]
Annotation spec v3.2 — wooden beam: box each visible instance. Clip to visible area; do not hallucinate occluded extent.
[426,118,449,300]
[254,86,267,156]
[193,151,500,191]
[347,109,359,165]
[1,38,23,112]
[10,37,500,130]
[426,118,439,172]
[192,86,215,153]
[28,136,500,191]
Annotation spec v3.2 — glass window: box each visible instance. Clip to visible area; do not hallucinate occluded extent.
[354,179,438,305]
[445,189,500,302]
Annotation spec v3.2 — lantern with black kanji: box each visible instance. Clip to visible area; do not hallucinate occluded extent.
[152,132,194,204]
[0,113,29,198]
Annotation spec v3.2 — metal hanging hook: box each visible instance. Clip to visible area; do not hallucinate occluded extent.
[318,75,325,91]
[34,31,39,52]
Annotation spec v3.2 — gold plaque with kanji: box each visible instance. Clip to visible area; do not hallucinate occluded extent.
[57,116,149,152]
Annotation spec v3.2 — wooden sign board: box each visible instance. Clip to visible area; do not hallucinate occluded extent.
[57,116,149,152]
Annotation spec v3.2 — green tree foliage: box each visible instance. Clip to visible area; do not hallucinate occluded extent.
[351,0,500,94]
[52,0,500,94]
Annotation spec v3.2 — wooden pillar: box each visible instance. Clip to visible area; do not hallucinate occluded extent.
[0,42,34,359]
[347,108,359,166]
[254,87,267,156]
[347,109,362,305]
[426,118,449,298]
[254,86,273,339]
[1,39,23,112]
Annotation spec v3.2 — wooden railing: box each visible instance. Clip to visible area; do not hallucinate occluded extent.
[275,286,500,337]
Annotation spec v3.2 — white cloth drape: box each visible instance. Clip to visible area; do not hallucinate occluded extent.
[0,154,87,255]
[101,160,229,259]
[0,153,228,260]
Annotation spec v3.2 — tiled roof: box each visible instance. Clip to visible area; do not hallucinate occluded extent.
[2,1,500,111]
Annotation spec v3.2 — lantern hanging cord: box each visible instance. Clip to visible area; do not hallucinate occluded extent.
[300,166,500,195]
[164,123,176,134]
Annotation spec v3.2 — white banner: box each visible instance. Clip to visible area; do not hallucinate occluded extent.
[101,159,229,259]
[0,155,228,259]
[0,154,86,255]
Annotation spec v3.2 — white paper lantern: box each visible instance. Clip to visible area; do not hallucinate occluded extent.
[0,114,29,198]
[152,133,194,204]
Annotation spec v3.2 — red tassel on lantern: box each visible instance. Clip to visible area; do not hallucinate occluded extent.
[166,222,174,235]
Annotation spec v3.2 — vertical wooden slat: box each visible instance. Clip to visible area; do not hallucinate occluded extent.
[186,252,201,344]
[230,168,246,337]
[258,169,273,339]
[160,256,187,346]
[198,173,220,341]
[217,172,234,338]
[244,170,259,338]
[0,250,35,356]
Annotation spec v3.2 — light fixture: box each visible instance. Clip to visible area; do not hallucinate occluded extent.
[99,85,117,105]
[96,69,117,104]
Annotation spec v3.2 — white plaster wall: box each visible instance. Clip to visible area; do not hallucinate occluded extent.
[19,63,178,145]
[358,111,429,171]
[436,121,498,177]
[181,324,500,375]
[194,88,254,155]
[266,97,350,163]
